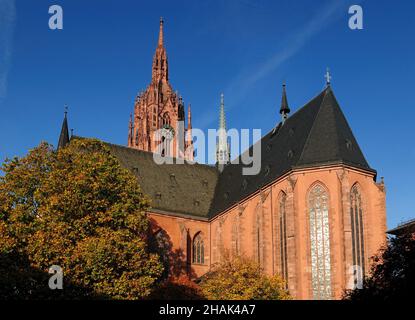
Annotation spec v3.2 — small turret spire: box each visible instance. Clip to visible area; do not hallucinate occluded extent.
[216,93,230,165]
[185,104,194,161]
[58,105,70,150]
[187,104,192,130]
[280,83,290,123]
[219,93,226,130]
[158,17,164,47]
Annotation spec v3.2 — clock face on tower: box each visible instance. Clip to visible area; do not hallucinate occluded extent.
[161,124,175,141]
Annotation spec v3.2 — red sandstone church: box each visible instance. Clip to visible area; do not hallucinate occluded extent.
[58,19,387,300]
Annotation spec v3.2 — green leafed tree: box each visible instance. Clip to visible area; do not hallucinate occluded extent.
[200,254,291,300]
[0,139,163,299]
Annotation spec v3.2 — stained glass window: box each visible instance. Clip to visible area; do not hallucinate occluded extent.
[193,233,204,264]
[279,193,288,286]
[308,184,332,300]
[350,185,365,288]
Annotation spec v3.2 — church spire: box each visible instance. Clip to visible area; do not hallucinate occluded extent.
[185,104,194,161]
[216,93,230,165]
[152,18,168,82]
[187,104,192,130]
[280,83,290,123]
[219,93,226,130]
[58,105,70,150]
[158,17,164,47]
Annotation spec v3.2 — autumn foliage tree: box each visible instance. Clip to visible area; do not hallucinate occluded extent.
[149,275,205,300]
[0,139,163,299]
[200,255,291,300]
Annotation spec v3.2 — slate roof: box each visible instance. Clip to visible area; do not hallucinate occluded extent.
[104,143,219,219]
[66,87,375,220]
[208,87,375,217]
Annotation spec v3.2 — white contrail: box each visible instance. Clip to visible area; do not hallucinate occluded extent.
[0,0,16,100]
[198,0,348,128]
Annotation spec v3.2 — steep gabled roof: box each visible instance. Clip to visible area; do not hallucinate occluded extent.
[66,87,375,220]
[208,87,374,217]
[296,87,370,169]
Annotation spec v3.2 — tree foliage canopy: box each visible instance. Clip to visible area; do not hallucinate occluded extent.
[344,233,415,301]
[0,139,163,299]
[200,255,291,300]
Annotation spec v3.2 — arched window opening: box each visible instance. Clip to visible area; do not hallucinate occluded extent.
[308,184,332,300]
[279,193,288,286]
[162,113,170,126]
[192,233,205,264]
[350,184,365,288]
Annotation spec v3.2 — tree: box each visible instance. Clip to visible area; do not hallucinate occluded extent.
[149,275,205,300]
[344,233,415,301]
[200,255,291,300]
[0,139,163,299]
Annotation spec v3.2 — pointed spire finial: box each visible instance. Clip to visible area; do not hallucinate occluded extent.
[158,17,164,47]
[325,67,332,86]
[279,83,290,123]
[217,93,230,165]
[58,106,70,150]
[64,104,68,117]
[187,104,192,132]
[219,93,226,130]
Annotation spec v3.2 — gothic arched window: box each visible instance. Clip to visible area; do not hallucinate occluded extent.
[350,184,365,287]
[308,184,332,300]
[192,233,205,264]
[279,192,288,285]
[162,113,170,126]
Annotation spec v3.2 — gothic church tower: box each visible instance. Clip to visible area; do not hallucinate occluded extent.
[128,18,194,161]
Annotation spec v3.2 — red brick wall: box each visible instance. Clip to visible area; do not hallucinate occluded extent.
[148,164,387,299]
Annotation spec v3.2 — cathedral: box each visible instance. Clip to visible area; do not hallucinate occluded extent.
[58,19,387,300]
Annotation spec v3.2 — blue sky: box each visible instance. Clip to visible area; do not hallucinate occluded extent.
[0,0,414,228]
